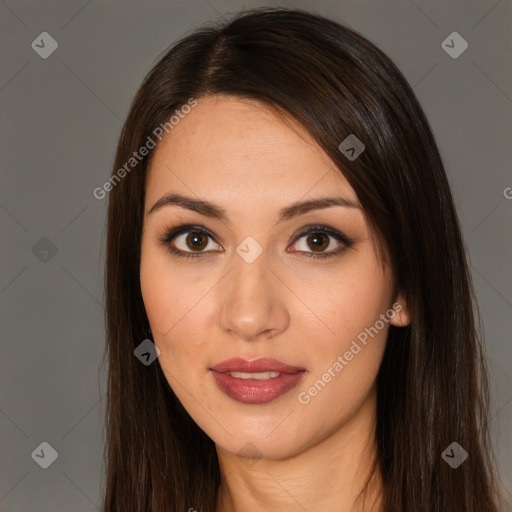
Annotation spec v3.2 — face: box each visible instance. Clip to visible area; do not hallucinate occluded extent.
[140,95,409,461]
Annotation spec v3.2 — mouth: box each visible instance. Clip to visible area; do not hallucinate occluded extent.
[209,357,307,404]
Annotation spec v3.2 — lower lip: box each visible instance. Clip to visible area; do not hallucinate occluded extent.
[210,370,306,404]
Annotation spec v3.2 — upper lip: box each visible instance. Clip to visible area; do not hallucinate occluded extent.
[210,357,306,374]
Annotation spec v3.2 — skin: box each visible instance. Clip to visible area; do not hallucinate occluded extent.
[140,95,410,512]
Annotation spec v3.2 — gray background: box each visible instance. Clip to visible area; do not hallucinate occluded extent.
[1,0,511,510]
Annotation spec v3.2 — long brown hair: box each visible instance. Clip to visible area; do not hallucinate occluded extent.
[100,7,506,511]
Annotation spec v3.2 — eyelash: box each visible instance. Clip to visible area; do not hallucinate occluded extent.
[157,223,354,260]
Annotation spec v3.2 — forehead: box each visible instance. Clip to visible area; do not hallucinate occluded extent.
[145,95,357,209]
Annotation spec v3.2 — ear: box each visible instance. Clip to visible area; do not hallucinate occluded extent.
[389,293,410,327]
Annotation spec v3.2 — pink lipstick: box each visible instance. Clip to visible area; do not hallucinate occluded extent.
[210,357,307,404]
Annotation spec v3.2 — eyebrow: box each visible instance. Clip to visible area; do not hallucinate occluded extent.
[147,192,360,223]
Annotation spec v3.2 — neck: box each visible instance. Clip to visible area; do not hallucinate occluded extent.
[215,385,383,512]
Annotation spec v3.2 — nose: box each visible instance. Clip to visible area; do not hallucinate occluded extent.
[218,252,290,342]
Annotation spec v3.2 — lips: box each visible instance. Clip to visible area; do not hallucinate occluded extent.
[210,357,307,404]
[210,357,305,374]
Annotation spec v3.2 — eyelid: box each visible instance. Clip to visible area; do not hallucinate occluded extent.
[157,224,222,255]
[291,224,353,247]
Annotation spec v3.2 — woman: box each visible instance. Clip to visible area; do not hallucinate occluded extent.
[100,7,506,511]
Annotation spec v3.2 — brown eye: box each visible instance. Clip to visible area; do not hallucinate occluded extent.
[289,225,354,260]
[185,232,209,251]
[306,232,330,252]
[160,225,222,259]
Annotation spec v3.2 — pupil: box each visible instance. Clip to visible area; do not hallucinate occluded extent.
[187,232,207,250]
[309,232,328,252]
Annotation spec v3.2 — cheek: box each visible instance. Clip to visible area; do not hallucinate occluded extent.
[140,249,174,335]
[293,256,391,420]
[301,254,392,352]
[140,243,190,335]
[294,314,387,449]
[139,245,213,369]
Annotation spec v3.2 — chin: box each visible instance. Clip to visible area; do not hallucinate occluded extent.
[218,437,298,464]
[211,420,310,463]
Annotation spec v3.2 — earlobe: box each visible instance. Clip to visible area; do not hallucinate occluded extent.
[389,294,410,327]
